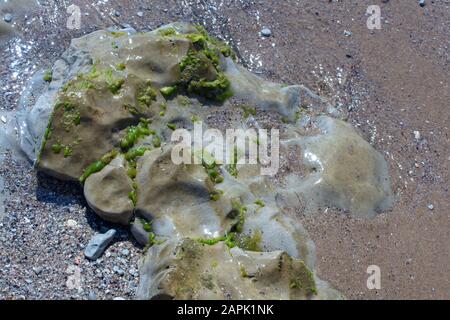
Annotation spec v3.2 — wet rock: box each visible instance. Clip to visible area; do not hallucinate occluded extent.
[32,266,43,275]
[88,291,97,300]
[284,116,393,218]
[3,14,12,23]
[84,157,134,225]
[137,239,341,300]
[64,219,78,228]
[25,23,395,300]
[84,229,116,260]
[261,28,272,37]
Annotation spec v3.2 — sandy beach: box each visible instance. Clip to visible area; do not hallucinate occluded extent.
[0,0,448,300]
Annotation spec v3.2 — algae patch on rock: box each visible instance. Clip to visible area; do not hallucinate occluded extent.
[24,22,394,300]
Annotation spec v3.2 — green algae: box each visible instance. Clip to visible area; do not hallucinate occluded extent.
[237,105,257,119]
[51,143,62,154]
[160,86,177,97]
[116,63,126,71]
[43,69,53,82]
[152,134,161,148]
[238,230,262,252]
[79,149,119,183]
[158,27,177,36]
[288,261,317,296]
[229,198,247,233]
[137,83,157,107]
[63,146,73,158]
[119,120,151,151]
[129,190,137,206]
[209,190,223,202]
[167,123,177,131]
[226,146,238,178]
[254,199,265,207]
[110,31,127,38]
[240,265,249,278]
[202,160,224,184]
[178,48,232,103]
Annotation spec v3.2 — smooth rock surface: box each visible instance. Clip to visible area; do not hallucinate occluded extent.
[84,229,116,260]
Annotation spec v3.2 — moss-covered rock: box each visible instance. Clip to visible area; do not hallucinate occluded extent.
[27,22,394,300]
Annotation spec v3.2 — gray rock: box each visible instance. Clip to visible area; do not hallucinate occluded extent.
[88,291,97,300]
[114,11,121,17]
[137,11,144,17]
[261,28,272,37]
[3,14,13,23]
[427,204,434,210]
[84,229,116,260]
[32,266,43,275]
[120,249,129,256]
[344,30,352,37]
[419,0,426,7]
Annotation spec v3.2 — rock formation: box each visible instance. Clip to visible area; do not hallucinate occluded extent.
[19,22,394,299]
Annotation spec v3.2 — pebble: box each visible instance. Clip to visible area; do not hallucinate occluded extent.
[419,0,426,7]
[84,229,117,260]
[114,11,121,17]
[65,219,78,228]
[427,204,434,210]
[137,11,144,18]
[88,291,97,300]
[413,131,421,140]
[261,28,272,37]
[344,30,352,37]
[32,266,43,275]
[3,14,13,23]
[120,249,130,256]
[1,116,6,123]
[113,266,125,276]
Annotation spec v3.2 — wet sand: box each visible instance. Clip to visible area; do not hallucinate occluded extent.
[0,0,448,299]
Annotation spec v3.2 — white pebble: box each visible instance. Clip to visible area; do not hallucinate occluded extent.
[261,28,272,37]
[65,219,78,228]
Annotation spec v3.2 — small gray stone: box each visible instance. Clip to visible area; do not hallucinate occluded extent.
[84,229,116,260]
[261,28,272,37]
[114,11,121,17]
[120,248,130,256]
[88,291,97,300]
[344,30,353,37]
[114,266,125,276]
[427,204,434,210]
[32,266,43,275]
[419,0,426,7]
[4,14,13,23]
[137,11,144,17]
